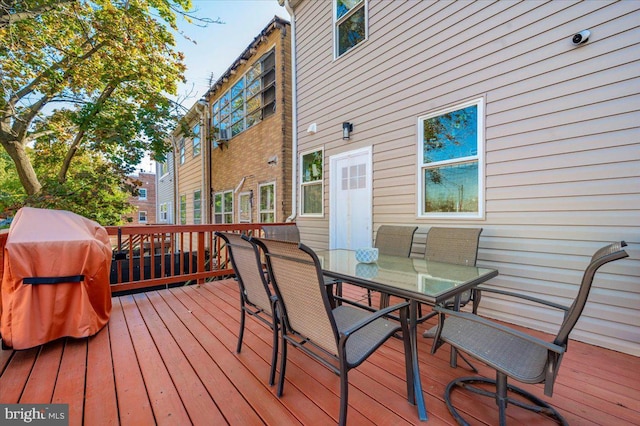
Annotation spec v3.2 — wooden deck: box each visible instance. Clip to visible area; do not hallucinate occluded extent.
[1,279,638,425]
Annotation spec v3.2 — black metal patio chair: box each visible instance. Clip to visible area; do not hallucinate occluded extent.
[431,241,628,425]
[262,223,343,301]
[375,225,418,307]
[249,236,413,426]
[215,231,279,386]
[421,227,483,334]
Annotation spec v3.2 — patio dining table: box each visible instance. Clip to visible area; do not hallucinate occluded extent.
[316,249,499,421]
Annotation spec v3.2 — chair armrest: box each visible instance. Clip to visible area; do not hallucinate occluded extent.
[433,306,565,355]
[475,286,569,312]
[341,301,409,338]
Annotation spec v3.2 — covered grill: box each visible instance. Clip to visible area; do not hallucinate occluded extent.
[1,207,112,349]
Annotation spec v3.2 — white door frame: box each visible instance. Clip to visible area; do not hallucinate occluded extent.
[329,146,373,249]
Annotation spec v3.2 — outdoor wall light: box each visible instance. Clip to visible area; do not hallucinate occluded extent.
[342,122,353,140]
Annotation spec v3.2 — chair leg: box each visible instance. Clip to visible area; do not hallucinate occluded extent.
[277,336,288,397]
[339,369,349,426]
[269,322,278,386]
[236,306,246,353]
[444,376,568,426]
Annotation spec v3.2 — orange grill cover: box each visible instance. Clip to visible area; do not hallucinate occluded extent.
[1,207,112,349]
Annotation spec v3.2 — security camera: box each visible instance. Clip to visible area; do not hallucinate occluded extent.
[572,30,590,45]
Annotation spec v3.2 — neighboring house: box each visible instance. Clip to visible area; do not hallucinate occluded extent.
[125,172,157,224]
[284,1,639,355]
[156,150,175,224]
[173,103,206,225]
[204,16,292,225]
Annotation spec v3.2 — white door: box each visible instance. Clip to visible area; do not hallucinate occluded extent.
[329,147,372,249]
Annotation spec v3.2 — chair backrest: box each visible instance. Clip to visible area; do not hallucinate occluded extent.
[374,225,418,257]
[425,227,483,266]
[216,232,273,312]
[262,224,301,242]
[555,241,628,346]
[251,237,338,355]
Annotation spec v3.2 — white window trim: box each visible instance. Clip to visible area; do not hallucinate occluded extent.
[192,124,201,157]
[193,189,202,224]
[238,191,252,223]
[416,97,485,219]
[138,188,147,200]
[214,190,234,224]
[138,210,148,223]
[180,194,187,225]
[159,203,168,222]
[258,181,277,223]
[333,0,369,60]
[299,148,324,218]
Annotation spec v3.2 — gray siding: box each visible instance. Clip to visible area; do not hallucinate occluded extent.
[156,150,175,224]
[292,1,640,355]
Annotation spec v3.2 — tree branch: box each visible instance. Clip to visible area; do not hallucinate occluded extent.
[0,0,76,28]
[57,81,120,183]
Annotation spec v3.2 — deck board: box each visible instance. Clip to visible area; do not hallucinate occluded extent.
[1,279,639,425]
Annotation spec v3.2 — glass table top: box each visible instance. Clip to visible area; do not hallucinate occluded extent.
[316,249,498,304]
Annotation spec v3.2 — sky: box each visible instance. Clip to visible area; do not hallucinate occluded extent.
[139,0,290,172]
[174,0,290,105]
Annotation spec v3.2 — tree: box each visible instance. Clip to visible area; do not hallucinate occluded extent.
[0,0,193,199]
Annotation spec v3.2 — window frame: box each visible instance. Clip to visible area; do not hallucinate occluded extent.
[138,188,147,200]
[417,98,485,219]
[214,190,234,224]
[138,210,147,223]
[210,48,277,143]
[180,194,187,225]
[238,191,252,223]
[258,181,276,223]
[193,189,202,224]
[192,123,201,156]
[159,161,169,178]
[159,203,168,222]
[333,0,368,59]
[179,138,185,165]
[299,148,324,217]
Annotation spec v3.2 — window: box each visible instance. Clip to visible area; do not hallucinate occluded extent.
[159,203,168,222]
[259,182,276,223]
[238,192,252,223]
[138,188,147,200]
[193,190,201,224]
[159,161,169,177]
[138,211,147,223]
[335,0,367,58]
[180,194,187,225]
[179,138,185,164]
[192,124,201,156]
[418,99,484,218]
[214,190,234,223]
[300,149,323,216]
[210,49,276,143]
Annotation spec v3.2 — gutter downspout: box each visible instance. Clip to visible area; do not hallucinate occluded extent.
[283,0,297,223]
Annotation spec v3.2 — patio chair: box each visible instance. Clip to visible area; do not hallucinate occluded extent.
[375,225,418,307]
[249,236,413,426]
[422,227,483,336]
[431,241,628,425]
[262,223,343,301]
[262,224,301,242]
[215,231,279,386]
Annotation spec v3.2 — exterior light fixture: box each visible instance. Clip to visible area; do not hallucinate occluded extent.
[342,122,353,140]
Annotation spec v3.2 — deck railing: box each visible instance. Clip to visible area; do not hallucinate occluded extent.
[1,222,295,295]
[105,222,295,294]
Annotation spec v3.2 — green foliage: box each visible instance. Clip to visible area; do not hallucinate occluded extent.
[0,133,135,225]
[0,0,192,195]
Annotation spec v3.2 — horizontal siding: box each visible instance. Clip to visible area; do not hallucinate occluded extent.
[293,0,640,356]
